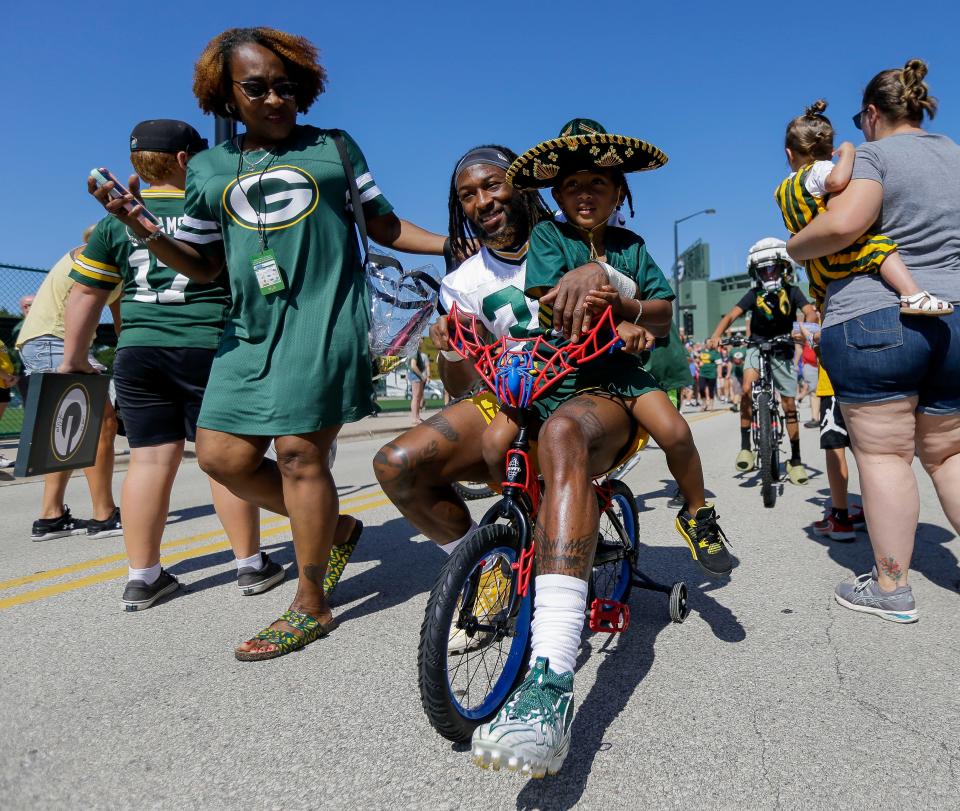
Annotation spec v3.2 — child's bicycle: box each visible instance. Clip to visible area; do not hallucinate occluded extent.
[418,304,689,743]
[723,335,794,508]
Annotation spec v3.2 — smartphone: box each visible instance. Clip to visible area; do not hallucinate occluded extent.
[90,167,161,229]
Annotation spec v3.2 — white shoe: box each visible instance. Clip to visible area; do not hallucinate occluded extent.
[471,657,574,778]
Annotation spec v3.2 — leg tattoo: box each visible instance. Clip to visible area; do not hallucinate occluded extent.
[878,556,904,585]
[534,523,597,580]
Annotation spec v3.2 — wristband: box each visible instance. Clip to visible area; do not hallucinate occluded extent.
[440,349,463,362]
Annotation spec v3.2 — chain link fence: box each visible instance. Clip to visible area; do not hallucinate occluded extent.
[1,263,47,438]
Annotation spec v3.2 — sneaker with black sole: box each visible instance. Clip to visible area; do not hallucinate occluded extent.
[122,569,180,611]
[84,507,123,539]
[32,505,86,541]
[237,553,285,596]
[675,503,733,578]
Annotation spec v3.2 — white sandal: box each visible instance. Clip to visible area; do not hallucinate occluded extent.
[900,291,954,317]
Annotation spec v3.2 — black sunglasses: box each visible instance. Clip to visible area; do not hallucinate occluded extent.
[232,79,298,102]
[852,107,869,130]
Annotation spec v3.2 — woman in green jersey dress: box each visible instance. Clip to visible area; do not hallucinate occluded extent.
[90,28,446,660]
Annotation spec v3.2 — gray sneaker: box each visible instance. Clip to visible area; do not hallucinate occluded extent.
[834,570,917,623]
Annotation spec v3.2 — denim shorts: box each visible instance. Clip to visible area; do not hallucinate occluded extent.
[19,336,104,375]
[820,305,960,414]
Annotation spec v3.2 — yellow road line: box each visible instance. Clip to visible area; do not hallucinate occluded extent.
[0,497,392,611]
[0,488,386,594]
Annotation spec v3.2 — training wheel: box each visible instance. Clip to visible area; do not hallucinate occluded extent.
[669,582,689,623]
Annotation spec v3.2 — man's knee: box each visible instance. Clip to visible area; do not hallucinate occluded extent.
[656,415,694,454]
[539,415,590,476]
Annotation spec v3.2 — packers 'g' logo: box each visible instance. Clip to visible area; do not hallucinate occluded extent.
[223,165,319,231]
[50,384,90,462]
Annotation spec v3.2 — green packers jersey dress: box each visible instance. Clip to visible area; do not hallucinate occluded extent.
[70,189,228,349]
[174,126,392,435]
[523,219,675,420]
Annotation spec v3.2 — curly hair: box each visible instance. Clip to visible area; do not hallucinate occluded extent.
[193,27,326,118]
[785,99,835,162]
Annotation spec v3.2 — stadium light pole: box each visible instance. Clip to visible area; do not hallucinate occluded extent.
[673,208,716,331]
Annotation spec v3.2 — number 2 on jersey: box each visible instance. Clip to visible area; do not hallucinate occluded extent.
[129,249,189,304]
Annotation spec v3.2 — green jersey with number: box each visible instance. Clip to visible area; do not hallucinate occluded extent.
[174,126,393,435]
[70,190,228,350]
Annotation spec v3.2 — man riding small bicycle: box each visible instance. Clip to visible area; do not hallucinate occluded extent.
[708,238,818,485]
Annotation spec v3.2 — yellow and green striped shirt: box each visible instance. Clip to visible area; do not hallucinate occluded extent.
[774,163,896,308]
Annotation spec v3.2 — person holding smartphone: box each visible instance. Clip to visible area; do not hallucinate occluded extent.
[88,28,446,659]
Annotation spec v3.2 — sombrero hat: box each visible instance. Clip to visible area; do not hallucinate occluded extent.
[506,118,668,190]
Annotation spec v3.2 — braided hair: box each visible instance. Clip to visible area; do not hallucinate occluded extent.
[447,144,553,260]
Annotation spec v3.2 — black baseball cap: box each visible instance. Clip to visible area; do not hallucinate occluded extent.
[129,120,208,154]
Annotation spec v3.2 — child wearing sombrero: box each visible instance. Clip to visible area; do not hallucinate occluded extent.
[470,119,731,776]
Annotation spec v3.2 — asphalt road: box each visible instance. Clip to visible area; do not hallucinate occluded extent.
[1,407,958,810]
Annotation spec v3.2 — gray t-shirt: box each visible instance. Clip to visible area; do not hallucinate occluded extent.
[822,132,960,328]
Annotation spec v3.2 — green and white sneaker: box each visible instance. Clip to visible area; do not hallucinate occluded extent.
[471,657,574,778]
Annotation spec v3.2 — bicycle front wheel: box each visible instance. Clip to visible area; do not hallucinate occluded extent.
[418,523,533,742]
[757,392,777,508]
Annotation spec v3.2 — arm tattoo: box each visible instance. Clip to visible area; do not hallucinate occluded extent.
[424,412,460,442]
[878,556,904,584]
[534,523,597,579]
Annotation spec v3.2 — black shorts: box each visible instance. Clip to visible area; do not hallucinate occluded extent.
[0,386,10,403]
[698,377,717,398]
[819,395,850,450]
[113,347,215,448]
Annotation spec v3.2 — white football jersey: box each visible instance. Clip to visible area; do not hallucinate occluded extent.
[439,244,539,339]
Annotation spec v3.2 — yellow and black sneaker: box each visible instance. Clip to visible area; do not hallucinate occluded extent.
[675,504,732,578]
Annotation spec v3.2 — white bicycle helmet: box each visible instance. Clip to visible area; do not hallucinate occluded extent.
[746,237,793,291]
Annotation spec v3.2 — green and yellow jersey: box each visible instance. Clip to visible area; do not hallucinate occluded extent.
[174,126,393,435]
[774,163,895,307]
[70,189,229,350]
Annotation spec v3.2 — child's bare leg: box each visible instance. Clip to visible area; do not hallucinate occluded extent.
[825,447,849,511]
[481,409,521,483]
[883,251,953,315]
[629,390,706,510]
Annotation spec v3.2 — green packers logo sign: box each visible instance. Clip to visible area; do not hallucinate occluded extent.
[51,384,90,462]
[223,165,319,231]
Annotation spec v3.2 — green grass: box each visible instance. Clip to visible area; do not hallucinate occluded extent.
[0,405,23,439]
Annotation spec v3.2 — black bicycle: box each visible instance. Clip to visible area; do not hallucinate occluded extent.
[724,335,794,508]
[419,305,688,744]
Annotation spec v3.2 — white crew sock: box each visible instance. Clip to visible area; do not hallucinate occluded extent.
[528,573,589,675]
[235,551,265,571]
[439,522,478,555]
[128,563,162,585]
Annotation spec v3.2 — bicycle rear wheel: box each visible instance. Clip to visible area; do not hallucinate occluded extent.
[757,392,777,508]
[592,479,639,604]
[453,480,496,500]
[418,523,533,742]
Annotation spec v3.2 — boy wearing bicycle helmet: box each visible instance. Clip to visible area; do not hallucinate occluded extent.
[708,238,819,484]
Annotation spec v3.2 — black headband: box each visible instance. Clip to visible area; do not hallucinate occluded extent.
[454,147,512,179]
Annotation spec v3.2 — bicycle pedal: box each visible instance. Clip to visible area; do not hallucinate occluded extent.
[588,599,630,633]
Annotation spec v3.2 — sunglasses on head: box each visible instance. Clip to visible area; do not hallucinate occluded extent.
[232,79,298,102]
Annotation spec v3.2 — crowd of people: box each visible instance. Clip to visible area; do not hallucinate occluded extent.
[5,25,958,778]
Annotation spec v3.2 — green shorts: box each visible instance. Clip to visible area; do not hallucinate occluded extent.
[745,346,797,398]
[530,351,660,423]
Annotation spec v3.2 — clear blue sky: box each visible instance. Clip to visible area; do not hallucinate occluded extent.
[4,1,957,278]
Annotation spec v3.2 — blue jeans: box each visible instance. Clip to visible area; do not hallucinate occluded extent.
[821,306,960,414]
[19,336,66,374]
